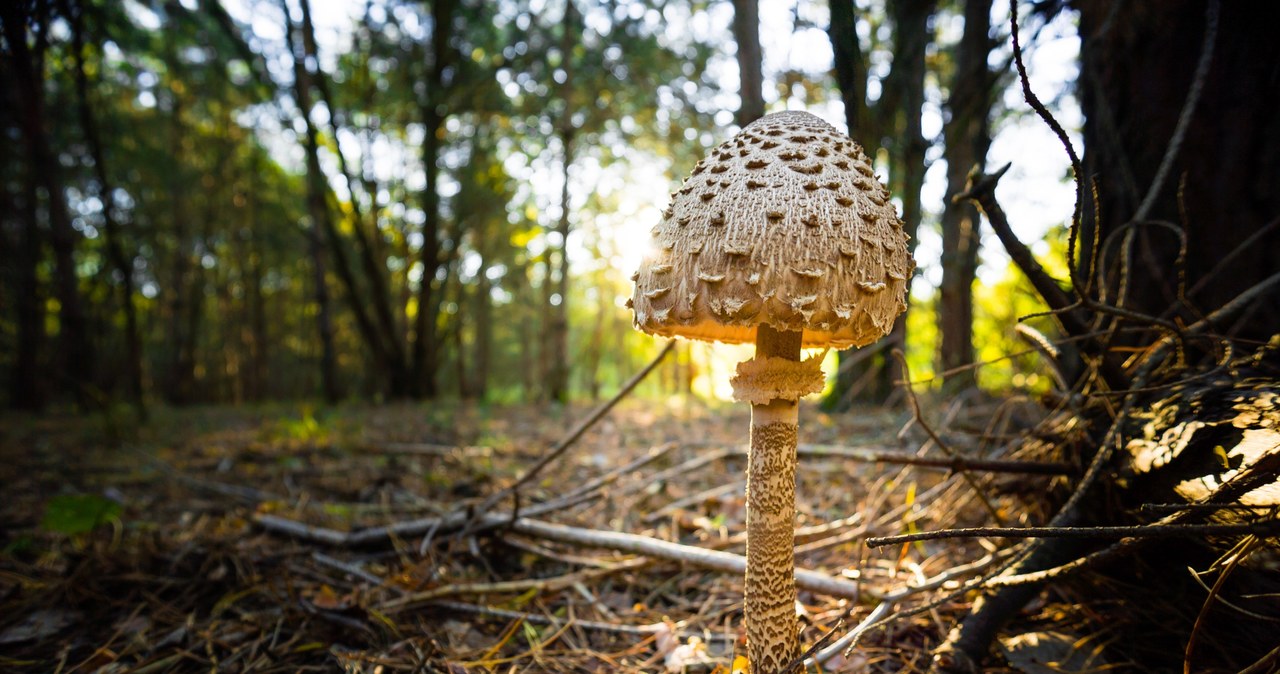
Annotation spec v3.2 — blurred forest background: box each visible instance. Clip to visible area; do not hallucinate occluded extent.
[2,0,1276,413]
[0,0,1090,414]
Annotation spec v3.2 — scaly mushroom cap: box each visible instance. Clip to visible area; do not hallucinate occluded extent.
[630,110,914,348]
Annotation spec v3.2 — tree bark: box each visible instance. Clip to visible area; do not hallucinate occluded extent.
[937,0,995,390]
[825,0,873,409]
[6,156,44,411]
[304,0,408,397]
[732,0,765,127]
[547,127,575,403]
[545,1,582,404]
[2,2,94,407]
[282,0,340,403]
[410,0,459,399]
[878,0,935,396]
[1076,0,1280,341]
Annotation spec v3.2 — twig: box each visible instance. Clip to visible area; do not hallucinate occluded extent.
[254,487,598,548]
[958,165,1130,392]
[471,340,676,520]
[1239,642,1280,674]
[426,599,731,640]
[892,350,1004,524]
[378,558,649,613]
[1137,270,1280,374]
[1184,534,1252,674]
[556,442,677,504]
[866,519,1280,548]
[797,443,1073,476]
[687,440,1072,475]
[1186,215,1280,299]
[311,552,398,592]
[1133,0,1219,224]
[642,481,745,523]
[1009,0,1084,291]
[809,551,1011,667]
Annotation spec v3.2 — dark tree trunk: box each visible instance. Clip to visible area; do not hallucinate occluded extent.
[410,0,458,399]
[7,165,45,411]
[826,0,871,409]
[68,0,145,416]
[878,0,935,396]
[937,0,995,390]
[2,2,94,408]
[248,207,269,402]
[546,0,582,404]
[282,0,340,403]
[547,127,575,403]
[302,0,408,398]
[1077,0,1280,341]
[732,0,765,126]
[473,266,491,402]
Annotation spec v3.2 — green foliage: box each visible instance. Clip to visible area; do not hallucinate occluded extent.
[39,494,122,536]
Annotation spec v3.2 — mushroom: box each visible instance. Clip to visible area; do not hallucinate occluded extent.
[630,111,913,673]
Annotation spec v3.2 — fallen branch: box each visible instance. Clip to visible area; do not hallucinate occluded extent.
[256,512,869,599]
[866,519,1280,548]
[685,441,1074,476]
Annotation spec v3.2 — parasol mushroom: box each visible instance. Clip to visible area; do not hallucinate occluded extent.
[628,110,913,673]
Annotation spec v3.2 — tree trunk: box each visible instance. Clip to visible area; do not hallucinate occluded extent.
[937,0,995,390]
[473,265,491,402]
[548,127,575,403]
[2,2,94,408]
[732,0,765,127]
[410,0,458,399]
[825,0,872,409]
[303,0,407,397]
[1076,0,1280,341]
[69,0,145,416]
[545,1,582,404]
[281,1,340,403]
[7,163,44,411]
[291,0,398,400]
[879,0,935,397]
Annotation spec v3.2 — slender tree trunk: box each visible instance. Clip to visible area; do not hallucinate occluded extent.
[2,3,94,407]
[732,0,765,126]
[546,1,581,404]
[828,0,871,143]
[410,0,458,399]
[301,0,408,397]
[878,0,935,396]
[288,0,396,400]
[8,167,44,411]
[68,0,145,416]
[474,263,491,402]
[826,0,871,409]
[281,2,340,403]
[248,217,269,402]
[548,128,575,403]
[938,0,994,390]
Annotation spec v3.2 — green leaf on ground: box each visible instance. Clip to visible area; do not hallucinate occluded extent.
[40,494,122,536]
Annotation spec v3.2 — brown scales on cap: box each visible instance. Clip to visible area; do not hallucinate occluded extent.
[631,110,914,349]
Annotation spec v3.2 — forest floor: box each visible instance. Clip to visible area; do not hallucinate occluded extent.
[0,397,1098,673]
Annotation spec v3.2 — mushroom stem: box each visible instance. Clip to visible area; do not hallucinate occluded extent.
[745,323,803,672]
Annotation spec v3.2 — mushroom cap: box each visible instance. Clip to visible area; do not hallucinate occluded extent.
[630,110,914,349]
